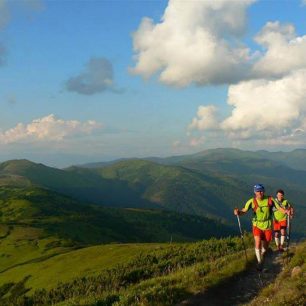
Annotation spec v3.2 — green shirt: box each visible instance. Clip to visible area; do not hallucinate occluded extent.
[273,199,290,222]
[244,196,281,230]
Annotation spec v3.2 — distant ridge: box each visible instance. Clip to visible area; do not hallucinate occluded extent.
[77,148,306,171]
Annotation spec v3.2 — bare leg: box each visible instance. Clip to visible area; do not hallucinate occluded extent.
[261,240,269,256]
[280,228,286,248]
[274,230,280,248]
[254,235,262,263]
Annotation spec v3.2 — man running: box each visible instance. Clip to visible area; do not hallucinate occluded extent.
[234,184,290,270]
[273,189,293,252]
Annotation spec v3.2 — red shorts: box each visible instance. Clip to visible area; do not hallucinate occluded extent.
[253,226,272,241]
[273,219,287,231]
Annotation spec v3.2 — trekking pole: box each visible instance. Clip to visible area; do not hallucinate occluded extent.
[286,213,291,263]
[236,214,248,262]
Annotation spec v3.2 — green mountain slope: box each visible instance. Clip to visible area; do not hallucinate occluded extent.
[0,186,234,246]
[0,159,249,221]
[182,154,306,235]
[0,156,305,237]
[80,158,306,237]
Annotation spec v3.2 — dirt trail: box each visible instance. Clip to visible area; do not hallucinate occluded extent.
[178,250,286,306]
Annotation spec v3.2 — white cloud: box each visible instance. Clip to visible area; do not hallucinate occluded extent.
[131,0,255,87]
[0,114,102,144]
[222,69,306,137]
[253,22,306,78]
[188,69,306,146]
[188,105,219,131]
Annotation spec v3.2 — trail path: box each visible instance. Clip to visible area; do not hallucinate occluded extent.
[178,250,286,306]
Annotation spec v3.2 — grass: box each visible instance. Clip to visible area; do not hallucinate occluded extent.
[247,241,306,306]
[0,236,253,305]
[0,242,166,293]
[58,246,255,306]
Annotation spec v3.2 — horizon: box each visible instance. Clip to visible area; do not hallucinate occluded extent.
[1,146,305,168]
[1,1,306,167]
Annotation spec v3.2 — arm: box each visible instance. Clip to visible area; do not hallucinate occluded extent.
[288,201,294,217]
[234,199,252,216]
[234,207,248,215]
[273,199,291,215]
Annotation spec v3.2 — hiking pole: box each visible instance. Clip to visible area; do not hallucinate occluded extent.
[236,214,248,262]
[286,213,291,263]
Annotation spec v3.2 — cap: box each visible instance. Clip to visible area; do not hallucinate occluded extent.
[254,183,265,193]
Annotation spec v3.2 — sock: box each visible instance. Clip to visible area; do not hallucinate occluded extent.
[255,248,261,263]
[281,235,285,246]
[275,237,279,247]
[261,246,266,256]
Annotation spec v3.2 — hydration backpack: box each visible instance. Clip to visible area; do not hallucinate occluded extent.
[252,196,273,213]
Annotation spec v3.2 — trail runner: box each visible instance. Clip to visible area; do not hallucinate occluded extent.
[273,189,293,252]
[234,184,291,270]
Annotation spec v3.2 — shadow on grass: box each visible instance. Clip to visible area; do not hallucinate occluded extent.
[178,255,283,306]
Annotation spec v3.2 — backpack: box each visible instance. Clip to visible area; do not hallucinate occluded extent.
[252,196,273,213]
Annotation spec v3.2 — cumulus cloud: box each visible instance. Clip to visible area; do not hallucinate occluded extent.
[65,57,116,95]
[188,69,306,146]
[131,0,255,87]
[222,69,306,137]
[253,22,306,78]
[0,114,102,144]
[188,105,219,131]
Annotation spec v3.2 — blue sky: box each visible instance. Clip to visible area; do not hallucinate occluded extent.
[1,0,306,167]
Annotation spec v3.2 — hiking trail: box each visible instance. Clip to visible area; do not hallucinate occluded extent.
[178,250,287,306]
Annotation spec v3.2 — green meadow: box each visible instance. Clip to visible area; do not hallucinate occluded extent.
[0,235,254,305]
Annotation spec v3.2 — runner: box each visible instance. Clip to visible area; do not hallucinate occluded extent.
[234,184,291,270]
[273,189,293,252]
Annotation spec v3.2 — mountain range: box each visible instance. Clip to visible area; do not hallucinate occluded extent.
[0,148,305,237]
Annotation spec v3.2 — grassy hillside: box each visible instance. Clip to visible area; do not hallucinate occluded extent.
[0,236,253,306]
[0,185,239,304]
[0,186,234,246]
[0,225,304,306]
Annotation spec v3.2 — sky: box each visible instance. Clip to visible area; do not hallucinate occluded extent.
[1,0,306,167]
